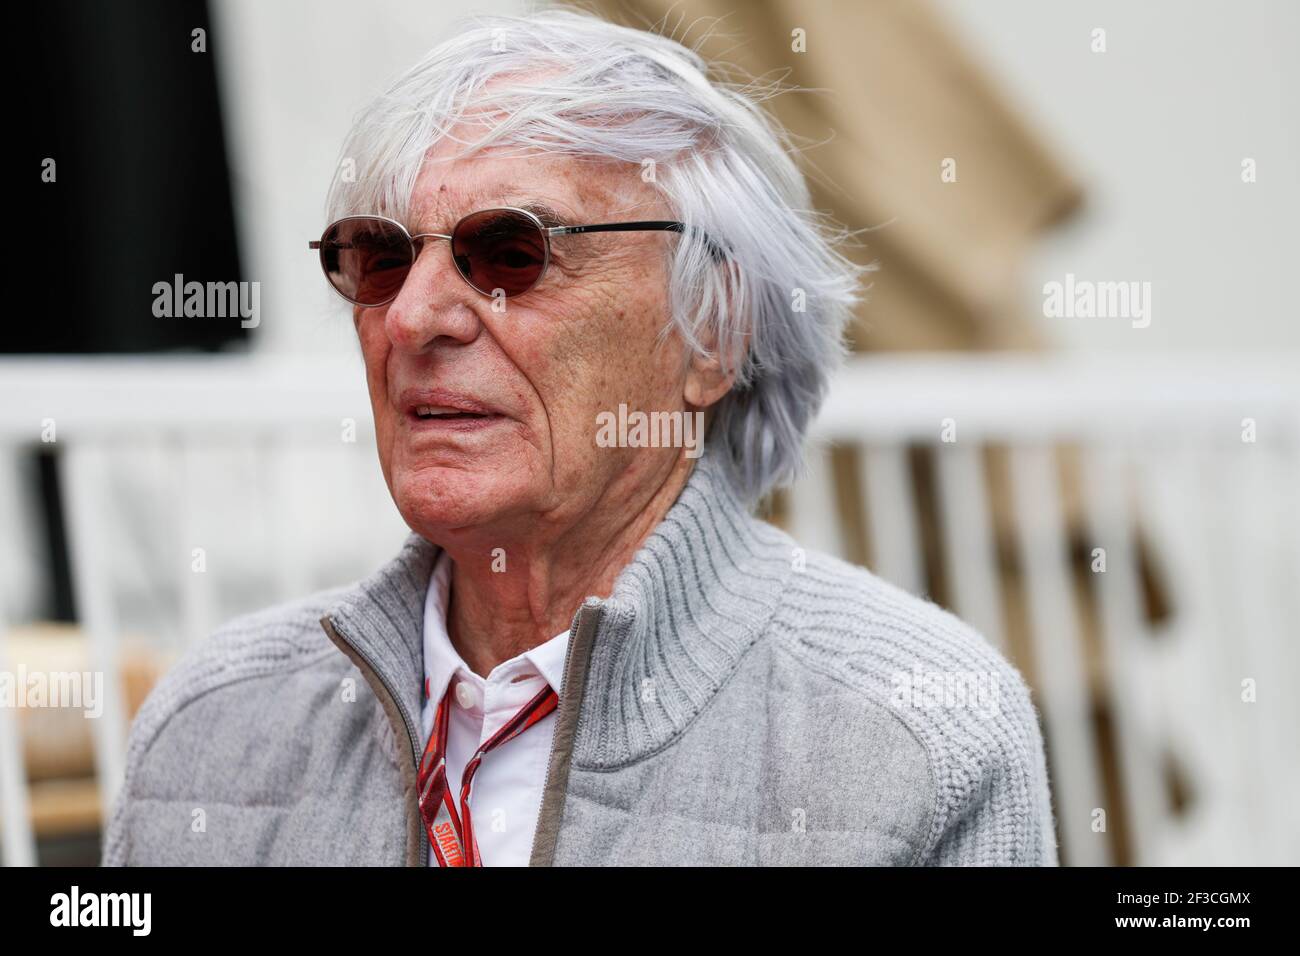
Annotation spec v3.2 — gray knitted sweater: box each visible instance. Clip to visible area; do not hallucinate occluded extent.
[104,449,1057,866]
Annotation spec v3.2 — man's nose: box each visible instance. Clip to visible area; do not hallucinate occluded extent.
[383,239,482,353]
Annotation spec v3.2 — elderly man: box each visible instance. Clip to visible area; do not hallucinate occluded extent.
[105,9,1055,866]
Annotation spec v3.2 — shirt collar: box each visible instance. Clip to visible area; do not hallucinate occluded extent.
[421,549,569,702]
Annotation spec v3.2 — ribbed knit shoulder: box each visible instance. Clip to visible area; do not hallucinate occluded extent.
[773,547,1058,865]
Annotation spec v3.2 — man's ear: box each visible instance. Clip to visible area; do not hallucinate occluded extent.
[683,347,737,411]
[683,260,743,410]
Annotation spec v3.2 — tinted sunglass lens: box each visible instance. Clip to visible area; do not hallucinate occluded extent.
[319,218,413,306]
[451,209,548,297]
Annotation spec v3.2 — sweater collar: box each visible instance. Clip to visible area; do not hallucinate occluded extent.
[321,448,793,768]
[572,450,794,767]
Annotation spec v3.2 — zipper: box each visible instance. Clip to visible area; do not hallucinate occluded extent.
[320,615,429,866]
[534,608,582,823]
[528,600,603,866]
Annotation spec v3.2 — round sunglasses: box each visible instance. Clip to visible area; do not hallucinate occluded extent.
[309,207,714,307]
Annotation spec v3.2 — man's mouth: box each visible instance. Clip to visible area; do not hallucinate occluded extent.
[398,388,506,432]
[411,404,493,421]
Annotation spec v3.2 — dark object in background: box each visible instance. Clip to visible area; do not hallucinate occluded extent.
[19,0,246,353]
[16,0,247,626]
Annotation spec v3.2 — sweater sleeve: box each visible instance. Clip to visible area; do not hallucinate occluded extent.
[919,667,1059,866]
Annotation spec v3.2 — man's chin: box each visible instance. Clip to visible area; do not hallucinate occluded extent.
[392,469,530,540]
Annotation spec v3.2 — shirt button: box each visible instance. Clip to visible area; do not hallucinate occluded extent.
[454,681,478,710]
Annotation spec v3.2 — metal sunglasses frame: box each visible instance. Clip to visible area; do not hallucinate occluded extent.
[310,207,720,307]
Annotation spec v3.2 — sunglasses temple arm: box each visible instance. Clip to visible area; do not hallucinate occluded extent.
[545,221,675,236]
[548,222,727,261]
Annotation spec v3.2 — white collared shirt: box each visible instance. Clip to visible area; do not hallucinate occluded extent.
[420,549,569,867]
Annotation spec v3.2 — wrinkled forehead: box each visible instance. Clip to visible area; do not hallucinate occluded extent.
[406,140,664,234]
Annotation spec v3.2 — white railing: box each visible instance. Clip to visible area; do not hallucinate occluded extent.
[1,352,1297,866]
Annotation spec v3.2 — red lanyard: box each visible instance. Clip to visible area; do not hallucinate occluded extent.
[417,679,558,867]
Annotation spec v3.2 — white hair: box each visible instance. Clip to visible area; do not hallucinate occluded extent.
[327,7,866,504]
